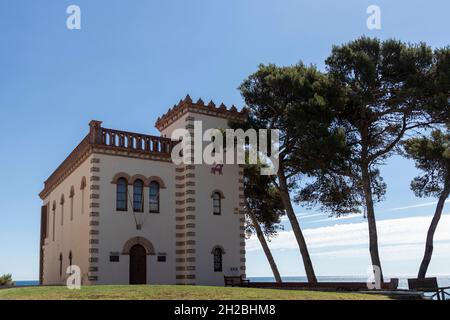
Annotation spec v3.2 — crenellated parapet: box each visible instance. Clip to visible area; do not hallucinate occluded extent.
[155,95,247,132]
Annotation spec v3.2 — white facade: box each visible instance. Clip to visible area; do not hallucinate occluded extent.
[39,96,246,286]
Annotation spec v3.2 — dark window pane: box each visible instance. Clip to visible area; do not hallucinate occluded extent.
[213,192,221,215]
[149,182,160,213]
[133,180,144,212]
[116,178,128,211]
[214,247,222,272]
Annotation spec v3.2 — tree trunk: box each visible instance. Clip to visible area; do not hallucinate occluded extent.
[248,212,283,283]
[418,178,450,279]
[277,163,317,283]
[361,163,384,283]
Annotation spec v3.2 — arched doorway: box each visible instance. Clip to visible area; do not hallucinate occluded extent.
[129,244,147,284]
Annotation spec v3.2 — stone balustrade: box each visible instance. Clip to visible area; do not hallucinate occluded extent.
[40,120,176,199]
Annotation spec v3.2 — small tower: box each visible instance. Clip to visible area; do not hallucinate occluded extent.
[156,95,247,285]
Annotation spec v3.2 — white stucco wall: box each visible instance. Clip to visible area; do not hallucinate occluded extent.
[42,155,92,285]
[162,111,244,286]
[41,109,245,286]
[94,153,176,285]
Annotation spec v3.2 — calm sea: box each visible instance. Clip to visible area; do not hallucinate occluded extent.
[14,281,39,287]
[248,276,450,290]
[14,276,450,290]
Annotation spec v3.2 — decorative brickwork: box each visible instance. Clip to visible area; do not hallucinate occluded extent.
[174,114,197,285]
[88,157,101,284]
[122,236,155,255]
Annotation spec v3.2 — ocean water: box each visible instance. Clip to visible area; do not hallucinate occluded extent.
[248,276,450,290]
[14,281,39,287]
[12,276,450,290]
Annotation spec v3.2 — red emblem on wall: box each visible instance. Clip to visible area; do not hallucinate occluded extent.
[211,164,224,175]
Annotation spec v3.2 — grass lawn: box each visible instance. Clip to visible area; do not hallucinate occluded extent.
[0,285,390,300]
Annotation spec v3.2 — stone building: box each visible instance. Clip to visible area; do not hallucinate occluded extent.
[39,96,246,285]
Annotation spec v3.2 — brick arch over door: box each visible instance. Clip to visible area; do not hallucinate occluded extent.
[122,237,155,255]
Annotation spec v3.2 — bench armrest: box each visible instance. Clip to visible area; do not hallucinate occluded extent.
[241,280,250,287]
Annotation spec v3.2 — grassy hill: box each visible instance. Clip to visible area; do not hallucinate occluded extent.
[0,285,390,300]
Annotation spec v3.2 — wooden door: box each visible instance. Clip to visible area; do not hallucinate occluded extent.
[129,244,147,284]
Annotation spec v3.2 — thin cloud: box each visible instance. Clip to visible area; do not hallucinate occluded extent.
[303,213,365,224]
[387,200,450,212]
[280,213,325,222]
[247,214,450,263]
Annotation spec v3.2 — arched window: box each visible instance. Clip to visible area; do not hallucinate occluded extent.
[213,247,223,272]
[213,192,221,215]
[149,181,160,213]
[133,179,144,212]
[116,178,128,211]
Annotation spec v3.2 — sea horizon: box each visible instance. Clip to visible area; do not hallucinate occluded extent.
[248,275,450,290]
[14,275,450,290]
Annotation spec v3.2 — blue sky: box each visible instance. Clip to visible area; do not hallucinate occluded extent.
[0,0,449,280]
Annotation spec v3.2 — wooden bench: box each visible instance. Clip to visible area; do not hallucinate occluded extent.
[250,278,399,291]
[408,277,450,300]
[224,275,250,287]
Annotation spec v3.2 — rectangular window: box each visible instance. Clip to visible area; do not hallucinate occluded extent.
[109,255,120,262]
[214,248,223,272]
[116,182,127,211]
[157,256,166,262]
[133,181,144,212]
[149,182,160,213]
[213,195,221,215]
